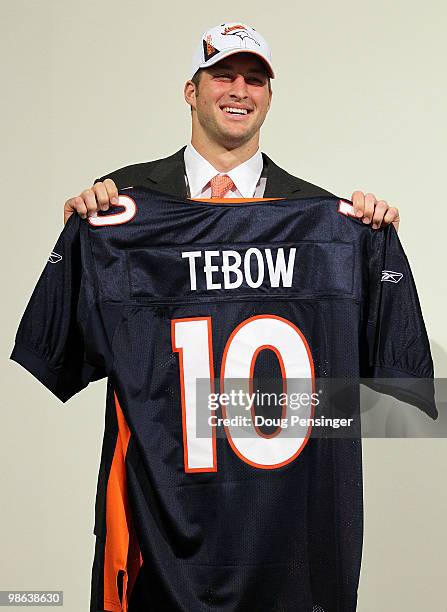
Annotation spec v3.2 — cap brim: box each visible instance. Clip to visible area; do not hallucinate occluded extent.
[198,48,275,78]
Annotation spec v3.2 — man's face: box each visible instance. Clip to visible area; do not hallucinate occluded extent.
[186,53,272,148]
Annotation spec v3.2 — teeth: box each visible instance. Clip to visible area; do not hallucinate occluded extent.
[222,106,248,115]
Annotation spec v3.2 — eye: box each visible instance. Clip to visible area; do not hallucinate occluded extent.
[247,77,265,85]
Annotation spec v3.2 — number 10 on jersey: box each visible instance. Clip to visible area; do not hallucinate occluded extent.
[172,314,315,473]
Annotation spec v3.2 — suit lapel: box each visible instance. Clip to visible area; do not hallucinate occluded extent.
[262,153,334,199]
[262,154,302,198]
[143,146,333,199]
[144,147,189,197]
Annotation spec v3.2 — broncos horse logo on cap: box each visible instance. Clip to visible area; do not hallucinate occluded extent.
[221,24,260,47]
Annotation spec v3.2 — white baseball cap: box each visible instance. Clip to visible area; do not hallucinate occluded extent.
[191,22,275,79]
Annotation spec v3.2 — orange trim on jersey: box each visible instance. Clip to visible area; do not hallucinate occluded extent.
[337,199,356,217]
[88,194,137,227]
[103,392,143,611]
[189,197,285,203]
[220,314,315,470]
[171,317,217,473]
[248,344,288,439]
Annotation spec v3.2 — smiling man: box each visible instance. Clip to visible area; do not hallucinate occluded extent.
[183,52,273,187]
[13,21,432,612]
[63,22,400,230]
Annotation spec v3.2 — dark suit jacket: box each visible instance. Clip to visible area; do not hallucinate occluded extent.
[97,146,335,199]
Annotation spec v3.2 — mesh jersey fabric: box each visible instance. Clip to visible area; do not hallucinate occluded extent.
[10,186,436,612]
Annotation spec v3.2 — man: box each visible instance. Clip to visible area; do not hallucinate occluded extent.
[63,22,400,231]
[11,23,434,612]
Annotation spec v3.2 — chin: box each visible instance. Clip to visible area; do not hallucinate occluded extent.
[220,135,254,150]
[219,126,254,143]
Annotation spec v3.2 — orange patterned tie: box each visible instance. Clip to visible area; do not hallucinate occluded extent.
[210,174,235,198]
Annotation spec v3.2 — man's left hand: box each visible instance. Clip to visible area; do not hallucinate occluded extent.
[351,191,400,232]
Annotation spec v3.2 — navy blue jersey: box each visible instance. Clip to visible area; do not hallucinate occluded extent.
[10,187,435,612]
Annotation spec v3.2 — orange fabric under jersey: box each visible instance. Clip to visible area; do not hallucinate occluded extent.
[103,393,143,611]
[189,197,285,203]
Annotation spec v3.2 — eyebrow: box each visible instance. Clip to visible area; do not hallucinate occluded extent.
[210,63,267,76]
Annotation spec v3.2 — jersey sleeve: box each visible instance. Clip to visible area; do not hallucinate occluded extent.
[361,225,437,419]
[10,215,104,402]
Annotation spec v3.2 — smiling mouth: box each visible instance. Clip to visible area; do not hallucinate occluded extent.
[220,106,252,117]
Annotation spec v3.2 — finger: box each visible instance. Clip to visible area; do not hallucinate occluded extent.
[66,196,88,217]
[64,197,77,214]
[64,196,88,219]
[81,189,98,216]
[103,178,119,207]
[351,191,365,218]
[371,200,388,229]
[73,197,88,219]
[64,197,86,224]
[93,182,110,211]
[383,207,400,231]
[362,193,376,224]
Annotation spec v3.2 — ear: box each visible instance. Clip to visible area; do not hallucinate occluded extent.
[184,80,197,111]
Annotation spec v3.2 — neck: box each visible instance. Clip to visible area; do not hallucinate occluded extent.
[190,133,260,173]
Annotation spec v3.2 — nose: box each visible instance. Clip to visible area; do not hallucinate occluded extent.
[228,74,249,98]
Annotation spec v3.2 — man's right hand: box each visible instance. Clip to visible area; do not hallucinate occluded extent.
[64,179,118,225]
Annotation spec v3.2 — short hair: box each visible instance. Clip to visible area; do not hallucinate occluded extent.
[191,69,203,91]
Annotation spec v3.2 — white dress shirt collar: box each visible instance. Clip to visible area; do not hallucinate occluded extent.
[184,143,263,198]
